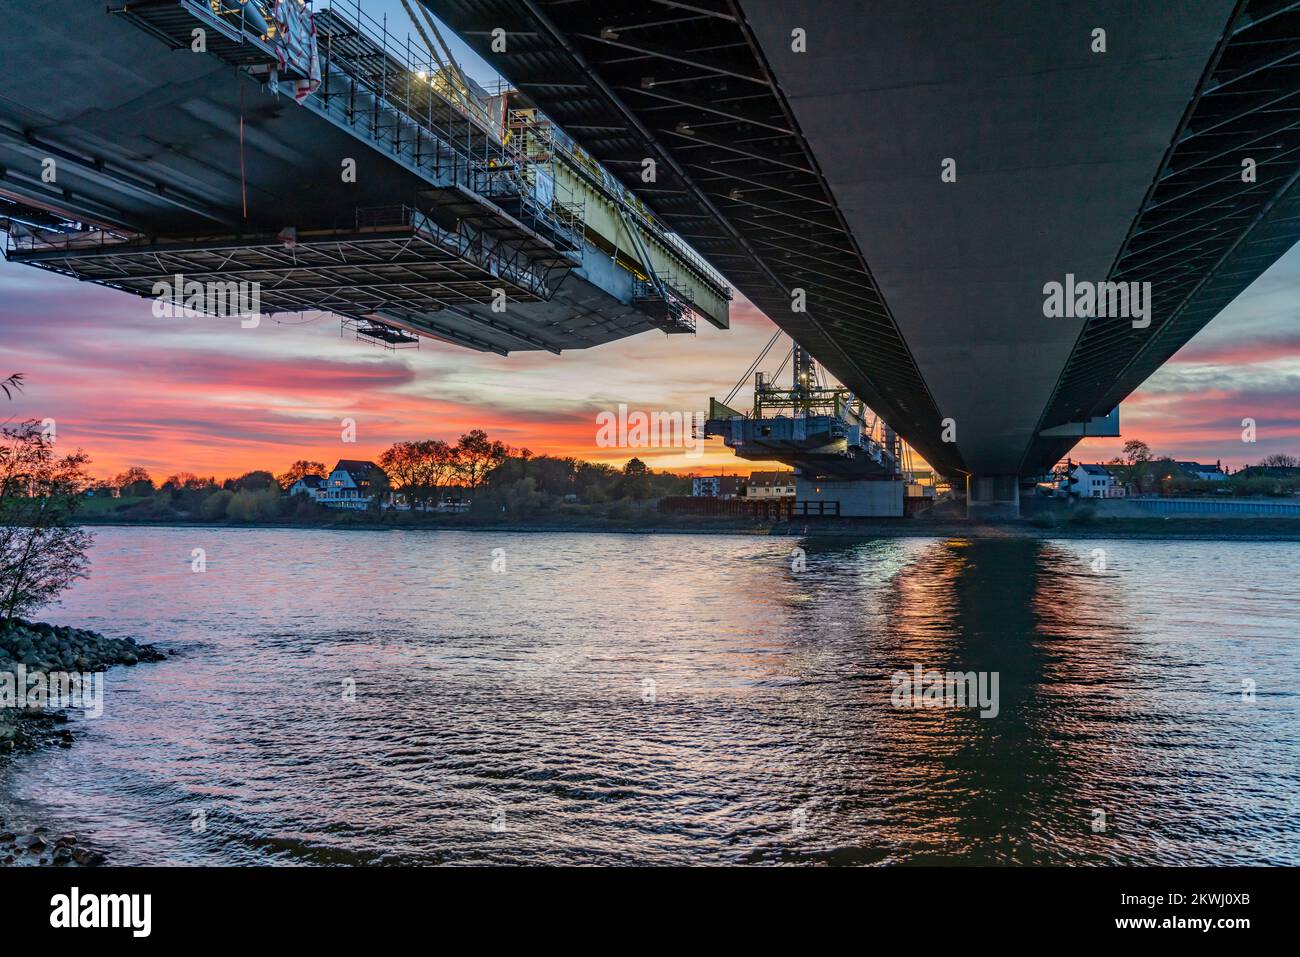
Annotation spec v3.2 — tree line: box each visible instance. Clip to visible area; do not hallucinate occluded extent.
[98,429,513,502]
[86,428,689,523]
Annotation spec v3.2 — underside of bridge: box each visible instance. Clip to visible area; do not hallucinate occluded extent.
[0,0,729,356]
[435,0,1300,508]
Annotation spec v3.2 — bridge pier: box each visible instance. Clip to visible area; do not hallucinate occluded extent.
[796,477,904,517]
[966,475,1020,521]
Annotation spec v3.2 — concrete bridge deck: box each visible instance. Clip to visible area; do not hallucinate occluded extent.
[0,0,730,354]
[435,0,1300,512]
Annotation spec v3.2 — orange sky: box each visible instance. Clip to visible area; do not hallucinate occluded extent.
[2,242,1299,482]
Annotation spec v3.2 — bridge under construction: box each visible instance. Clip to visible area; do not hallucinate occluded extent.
[0,0,729,356]
[5,1,1300,518]
[434,0,1300,516]
[704,342,912,516]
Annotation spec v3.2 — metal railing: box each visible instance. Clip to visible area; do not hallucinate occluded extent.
[202,0,724,298]
[550,123,730,297]
[4,224,138,254]
[312,1,586,256]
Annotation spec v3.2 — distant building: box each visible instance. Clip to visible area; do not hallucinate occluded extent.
[1175,460,1227,482]
[322,460,388,509]
[1236,465,1300,480]
[691,475,742,499]
[1071,463,1125,498]
[287,474,327,501]
[744,470,797,498]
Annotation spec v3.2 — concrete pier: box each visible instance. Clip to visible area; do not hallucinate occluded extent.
[966,476,1020,520]
[797,478,904,518]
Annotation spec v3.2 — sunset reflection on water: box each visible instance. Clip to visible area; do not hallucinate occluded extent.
[4,528,1296,865]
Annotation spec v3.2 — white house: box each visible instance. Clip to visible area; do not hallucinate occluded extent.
[1071,463,1125,498]
[287,474,326,501]
[1176,461,1228,482]
[322,460,388,509]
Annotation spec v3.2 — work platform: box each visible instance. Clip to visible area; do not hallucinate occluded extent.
[704,346,901,480]
[7,205,566,353]
[0,0,730,354]
[703,345,907,516]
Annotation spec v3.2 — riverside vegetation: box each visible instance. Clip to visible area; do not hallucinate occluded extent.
[80,432,693,528]
[1,375,168,865]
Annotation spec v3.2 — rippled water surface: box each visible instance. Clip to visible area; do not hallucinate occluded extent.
[4,527,1298,865]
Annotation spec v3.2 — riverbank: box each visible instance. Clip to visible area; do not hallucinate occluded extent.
[780,516,1300,540]
[1,618,167,866]
[76,514,1300,540]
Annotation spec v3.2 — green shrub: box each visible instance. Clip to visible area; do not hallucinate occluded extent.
[225,488,281,522]
[199,489,233,521]
[1069,504,1096,524]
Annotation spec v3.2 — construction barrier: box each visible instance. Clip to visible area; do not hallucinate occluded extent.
[658,496,794,520]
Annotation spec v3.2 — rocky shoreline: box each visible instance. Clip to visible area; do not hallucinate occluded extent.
[1,618,168,867]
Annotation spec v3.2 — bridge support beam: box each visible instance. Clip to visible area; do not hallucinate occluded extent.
[966,475,1020,521]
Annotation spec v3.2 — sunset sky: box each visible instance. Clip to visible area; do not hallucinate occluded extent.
[2,242,1298,483]
[0,254,783,480]
[2,1,1298,483]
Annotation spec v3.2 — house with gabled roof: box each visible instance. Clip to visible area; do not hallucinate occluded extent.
[1070,463,1125,498]
[322,459,390,509]
[287,474,326,501]
[1175,460,1227,482]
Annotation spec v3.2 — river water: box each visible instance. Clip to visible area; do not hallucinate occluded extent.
[3,527,1297,865]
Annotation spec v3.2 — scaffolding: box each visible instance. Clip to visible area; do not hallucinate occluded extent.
[3,205,565,353]
[342,317,420,349]
[702,342,903,480]
[58,0,729,350]
[112,0,588,271]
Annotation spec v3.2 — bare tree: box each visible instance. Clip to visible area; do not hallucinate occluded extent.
[1259,453,1299,468]
[1121,439,1152,465]
[276,460,327,489]
[380,439,458,508]
[0,422,93,623]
